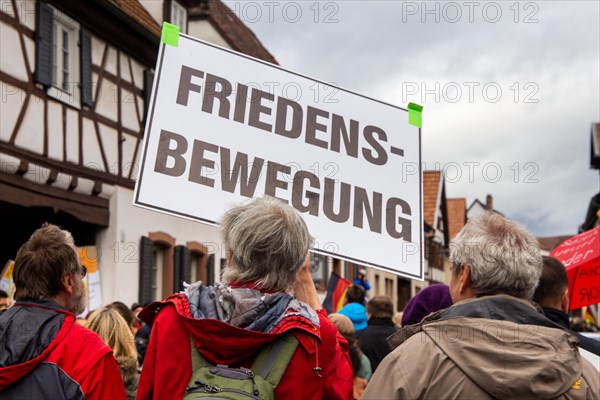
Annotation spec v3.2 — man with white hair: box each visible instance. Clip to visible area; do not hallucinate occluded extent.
[363,212,599,399]
[137,196,353,399]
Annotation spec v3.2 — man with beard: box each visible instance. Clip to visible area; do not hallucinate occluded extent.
[0,223,126,399]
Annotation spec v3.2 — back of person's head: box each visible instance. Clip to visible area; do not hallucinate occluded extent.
[328,313,361,377]
[367,295,394,319]
[402,284,452,326]
[86,306,137,359]
[449,211,542,299]
[221,196,313,292]
[345,285,365,304]
[108,301,136,329]
[13,223,79,301]
[328,313,355,337]
[0,289,8,299]
[533,256,569,307]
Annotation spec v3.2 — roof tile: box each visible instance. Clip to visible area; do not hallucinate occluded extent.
[447,198,466,240]
[423,171,441,228]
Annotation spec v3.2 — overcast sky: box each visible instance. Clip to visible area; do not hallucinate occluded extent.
[223,0,600,236]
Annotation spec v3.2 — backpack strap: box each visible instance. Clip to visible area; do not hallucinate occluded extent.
[251,333,299,387]
[188,336,213,386]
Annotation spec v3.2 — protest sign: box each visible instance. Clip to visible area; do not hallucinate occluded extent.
[134,25,423,279]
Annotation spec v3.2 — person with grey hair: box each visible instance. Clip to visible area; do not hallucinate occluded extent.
[137,196,354,399]
[364,212,600,399]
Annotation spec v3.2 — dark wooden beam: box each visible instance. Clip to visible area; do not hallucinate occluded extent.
[0,172,109,226]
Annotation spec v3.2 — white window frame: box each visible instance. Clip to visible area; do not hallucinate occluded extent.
[152,246,164,301]
[47,7,80,108]
[171,1,187,33]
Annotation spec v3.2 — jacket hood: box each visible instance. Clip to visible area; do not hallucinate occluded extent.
[339,303,368,331]
[140,282,321,366]
[390,295,584,399]
[0,301,73,388]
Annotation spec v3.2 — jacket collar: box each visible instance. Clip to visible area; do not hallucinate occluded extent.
[388,295,554,350]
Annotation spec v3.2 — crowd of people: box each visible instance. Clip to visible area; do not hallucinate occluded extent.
[0,196,598,399]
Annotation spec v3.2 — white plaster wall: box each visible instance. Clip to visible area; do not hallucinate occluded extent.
[467,203,485,220]
[65,108,79,163]
[121,133,138,176]
[96,186,225,305]
[0,83,24,142]
[104,47,118,76]
[46,101,63,161]
[14,95,44,154]
[95,79,118,121]
[13,1,36,31]
[130,59,144,90]
[81,117,105,171]
[121,89,140,132]
[97,122,118,171]
[188,20,232,49]
[139,1,164,26]
[0,21,29,82]
[91,35,106,67]
[119,52,131,84]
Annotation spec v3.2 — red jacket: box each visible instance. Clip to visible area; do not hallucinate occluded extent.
[0,301,127,399]
[137,292,354,399]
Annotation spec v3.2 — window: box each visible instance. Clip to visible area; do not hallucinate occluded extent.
[35,3,93,108]
[385,278,394,297]
[52,11,78,93]
[171,1,187,33]
[152,246,163,301]
[47,8,80,106]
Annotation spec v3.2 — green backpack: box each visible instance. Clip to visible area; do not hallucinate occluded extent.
[184,334,299,400]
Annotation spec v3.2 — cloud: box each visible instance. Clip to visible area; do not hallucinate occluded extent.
[238,0,600,235]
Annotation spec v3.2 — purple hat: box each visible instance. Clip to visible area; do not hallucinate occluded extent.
[401,284,452,326]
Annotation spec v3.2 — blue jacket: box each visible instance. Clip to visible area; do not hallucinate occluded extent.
[339,303,368,331]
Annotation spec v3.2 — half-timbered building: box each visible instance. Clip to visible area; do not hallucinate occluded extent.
[0,0,277,307]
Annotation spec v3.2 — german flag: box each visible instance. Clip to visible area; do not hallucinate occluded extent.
[322,272,351,314]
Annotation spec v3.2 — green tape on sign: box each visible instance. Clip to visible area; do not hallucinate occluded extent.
[407,103,423,128]
[162,22,180,47]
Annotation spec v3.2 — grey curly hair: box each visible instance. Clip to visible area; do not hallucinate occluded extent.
[449,211,542,299]
[221,196,314,292]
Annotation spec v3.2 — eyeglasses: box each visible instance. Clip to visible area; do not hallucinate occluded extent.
[80,265,87,278]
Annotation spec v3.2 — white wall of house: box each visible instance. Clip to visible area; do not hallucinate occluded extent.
[468,202,486,220]
[139,0,164,25]
[97,186,225,305]
[188,20,232,49]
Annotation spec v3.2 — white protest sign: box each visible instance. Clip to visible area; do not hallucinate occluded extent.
[134,28,423,279]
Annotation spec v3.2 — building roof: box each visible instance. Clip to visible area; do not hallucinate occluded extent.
[423,171,442,229]
[538,235,573,252]
[108,0,277,64]
[104,0,162,37]
[447,198,466,240]
[189,0,278,64]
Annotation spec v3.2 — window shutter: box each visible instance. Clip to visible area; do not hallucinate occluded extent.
[35,1,54,86]
[173,245,191,292]
[143,69,155,126]
[139,236,155,304]
[207,254,215,286]
[80,28,93,107]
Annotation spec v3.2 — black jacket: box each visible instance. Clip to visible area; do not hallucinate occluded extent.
[542,307,600,356]
[356,318,398,372]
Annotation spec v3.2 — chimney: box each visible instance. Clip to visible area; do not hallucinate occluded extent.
[486,194,493,210]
